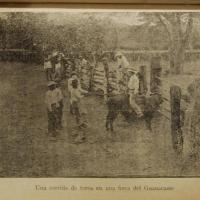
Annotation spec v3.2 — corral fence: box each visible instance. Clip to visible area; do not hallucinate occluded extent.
[0,49,42,63]
[150,57,185,154]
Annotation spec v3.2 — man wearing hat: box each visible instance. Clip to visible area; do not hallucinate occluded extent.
[45,81,58,136]
[127,68,143,118]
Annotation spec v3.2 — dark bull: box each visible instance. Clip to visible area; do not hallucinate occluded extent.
[105,93,163,132]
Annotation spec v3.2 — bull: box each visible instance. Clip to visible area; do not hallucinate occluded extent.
[105,93,163,132]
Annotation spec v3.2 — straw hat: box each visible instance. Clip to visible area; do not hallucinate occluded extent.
[47,81,56,87]
[127,68,137,73]
[115,52,123,57]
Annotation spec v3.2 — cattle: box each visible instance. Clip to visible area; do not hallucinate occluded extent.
[105,93,163,132]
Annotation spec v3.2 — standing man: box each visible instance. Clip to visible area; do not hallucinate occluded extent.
[44,55,53,81]
[55,79,64,130]
[45,81,58,136]
[127,69,143,118]
[68,72,80,114]
[70,79,88,127]
[55,57,62,80]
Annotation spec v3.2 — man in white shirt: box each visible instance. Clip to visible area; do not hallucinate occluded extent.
[55,57,62,80]
[44,55,53,81]
[45,81,58,135]
[70,79,88,127]
[127,69,143,117]
[55,79,64,129]
[68,72,80,114]
[116,52,130,69]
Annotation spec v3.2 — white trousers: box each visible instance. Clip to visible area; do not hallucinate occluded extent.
[129,92,142,115]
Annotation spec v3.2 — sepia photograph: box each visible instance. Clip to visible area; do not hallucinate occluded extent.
[0,9,199,178]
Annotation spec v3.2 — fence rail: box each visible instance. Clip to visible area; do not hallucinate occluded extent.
[0,49,40,62]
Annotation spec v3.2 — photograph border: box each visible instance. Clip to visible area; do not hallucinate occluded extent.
[0,3,199,200]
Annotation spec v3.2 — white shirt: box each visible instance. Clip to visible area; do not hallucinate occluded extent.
[128,74,139,94]
[55,63,62,71]
[45,89,58,111]
[117,55,130,70]
[81,58,87,66]
[54,87,63,102]
[68,78,80,93]
[70,88,83,103]
[44,61,52,70]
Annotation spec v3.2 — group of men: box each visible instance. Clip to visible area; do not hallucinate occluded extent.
[44,52,66,136]
[43,52,66,82]
[44,52,89,136]
[44,50,143,136]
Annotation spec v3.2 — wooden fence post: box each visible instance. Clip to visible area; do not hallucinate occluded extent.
[89,53,97,92]
[139,65,147,95]
[170,85,183,154]
[103,59,110,100]
[150,56,162,94]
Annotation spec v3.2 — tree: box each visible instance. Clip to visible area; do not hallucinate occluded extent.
[140,12,194,74]
[75,15,107,60]
[157,13,193,74]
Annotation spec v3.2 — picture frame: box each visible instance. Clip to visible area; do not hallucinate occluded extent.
[0,2,200,200]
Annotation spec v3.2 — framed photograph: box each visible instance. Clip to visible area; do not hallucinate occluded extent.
[0,2,200,200]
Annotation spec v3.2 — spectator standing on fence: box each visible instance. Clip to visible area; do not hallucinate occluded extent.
[45,81,58,136]
[115,52,130,92]
[44,55,53,81]
[55,79,64,130]
[127,68,143,118]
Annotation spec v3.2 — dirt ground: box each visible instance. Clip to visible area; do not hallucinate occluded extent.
[0,61,199,177]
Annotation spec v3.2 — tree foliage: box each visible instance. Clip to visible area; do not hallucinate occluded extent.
[139,12,195,74]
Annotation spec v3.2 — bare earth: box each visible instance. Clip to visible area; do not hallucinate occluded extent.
[0,61,199,177]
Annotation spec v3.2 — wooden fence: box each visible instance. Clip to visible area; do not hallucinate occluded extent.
[79,61,119,96]
[150,56,187,154]
[0,49,40,62]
